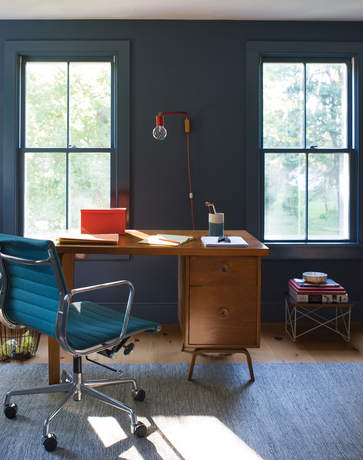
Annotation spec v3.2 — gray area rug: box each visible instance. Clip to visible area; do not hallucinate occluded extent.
[0,362,363,459]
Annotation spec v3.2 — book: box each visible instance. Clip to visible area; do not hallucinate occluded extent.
[138,234,194,246]
[201,236,249,247]
[293,278,340,288]
[288,279,346,294]
[56,233,119,245]
[288,287,349,303]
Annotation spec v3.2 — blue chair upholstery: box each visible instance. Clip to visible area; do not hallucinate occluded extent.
[0,234,161,451]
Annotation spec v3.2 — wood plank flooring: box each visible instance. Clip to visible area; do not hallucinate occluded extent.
[26,323,363,366]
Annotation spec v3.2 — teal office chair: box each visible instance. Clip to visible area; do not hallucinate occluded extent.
[0,234,161,451]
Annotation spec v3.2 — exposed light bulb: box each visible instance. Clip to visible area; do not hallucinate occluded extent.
[153,125,167,140]
[153,114,167,140]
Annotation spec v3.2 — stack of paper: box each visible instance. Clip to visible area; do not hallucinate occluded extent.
[201,236,249,247]
[56,233,119,245]
[138,234,194,246]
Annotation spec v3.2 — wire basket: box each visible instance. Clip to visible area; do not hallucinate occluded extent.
[0,323,41,360]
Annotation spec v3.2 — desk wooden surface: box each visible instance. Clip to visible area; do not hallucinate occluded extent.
[55,229,269,257]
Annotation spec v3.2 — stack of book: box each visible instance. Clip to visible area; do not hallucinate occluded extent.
[288,278,348,303]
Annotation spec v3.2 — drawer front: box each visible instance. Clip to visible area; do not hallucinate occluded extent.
[189,256,257,286]
[189,286,258,346]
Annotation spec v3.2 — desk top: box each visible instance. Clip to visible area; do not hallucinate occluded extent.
[55,230,269,257]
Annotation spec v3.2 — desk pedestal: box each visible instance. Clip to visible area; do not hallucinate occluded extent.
[178,254,262,380]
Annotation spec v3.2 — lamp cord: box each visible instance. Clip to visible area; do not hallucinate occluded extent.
[187,132,195,230]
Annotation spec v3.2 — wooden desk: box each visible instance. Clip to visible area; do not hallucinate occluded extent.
[51,230,269,384]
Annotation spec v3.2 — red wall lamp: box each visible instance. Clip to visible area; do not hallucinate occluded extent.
[152,111,194,229]
[152,111,190,140]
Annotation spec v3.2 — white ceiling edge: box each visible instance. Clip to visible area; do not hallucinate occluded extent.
[0,0,362,21]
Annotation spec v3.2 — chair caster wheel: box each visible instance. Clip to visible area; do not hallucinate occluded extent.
[4,403,18,419]
[43,433,58,452]
[132,388,146,402]
[134,422,147,438]
[123,343,135,355]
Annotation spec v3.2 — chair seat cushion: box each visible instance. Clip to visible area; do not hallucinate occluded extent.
[65,301,160,351]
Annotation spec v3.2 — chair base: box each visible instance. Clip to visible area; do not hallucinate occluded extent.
[3,356,147,451]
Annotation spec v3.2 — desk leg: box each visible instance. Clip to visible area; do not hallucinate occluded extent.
[48,336,61,385]
[187,348,255,382]
[48,252,75,384]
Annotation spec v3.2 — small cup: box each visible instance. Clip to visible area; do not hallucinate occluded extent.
[209,212,224,236]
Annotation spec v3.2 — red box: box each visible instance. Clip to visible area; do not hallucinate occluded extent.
[81,208,126,235]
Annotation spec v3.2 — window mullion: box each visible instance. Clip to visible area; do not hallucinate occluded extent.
[66,62,70,230]
[305,152,309,240]
[304,64,309,240]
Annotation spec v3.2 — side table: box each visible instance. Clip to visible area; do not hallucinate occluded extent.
[283,292,354,342]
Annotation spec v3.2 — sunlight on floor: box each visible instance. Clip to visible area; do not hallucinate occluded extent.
[88,416,128,447]
[149,415,264,460]
[88,415,264,459]
[119,446,146,460]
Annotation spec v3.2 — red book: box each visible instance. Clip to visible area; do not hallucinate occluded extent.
[288,279,346,295]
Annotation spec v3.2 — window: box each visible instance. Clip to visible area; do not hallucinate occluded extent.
[246,42,361,248]
[22,59,113,237]
[3,41,130,238]
[262,59,351,241]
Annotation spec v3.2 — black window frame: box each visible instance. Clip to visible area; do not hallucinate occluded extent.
[3,40,130,236]
[261,56,354,242]
[246,41,363,260]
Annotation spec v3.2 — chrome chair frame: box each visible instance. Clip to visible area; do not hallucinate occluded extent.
[0,239,160,451]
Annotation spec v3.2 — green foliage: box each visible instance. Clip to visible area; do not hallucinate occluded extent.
[263,62,349,240]
[24,61,112,237]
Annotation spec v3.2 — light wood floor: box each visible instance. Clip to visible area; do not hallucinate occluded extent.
[22,322,363,366]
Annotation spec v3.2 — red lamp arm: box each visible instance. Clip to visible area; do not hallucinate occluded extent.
[157,111,190,133]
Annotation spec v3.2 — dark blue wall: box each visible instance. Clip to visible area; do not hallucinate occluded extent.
[1,20,363,323]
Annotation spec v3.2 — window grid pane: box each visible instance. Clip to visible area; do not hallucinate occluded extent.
[306,63,348,149]
[263,63,304,148]
[264,153,306,240]
[69,62,111,148]
[69,152,111,231]
[25,62,67,148]
[24,152,66,238]
[307,153,350,240]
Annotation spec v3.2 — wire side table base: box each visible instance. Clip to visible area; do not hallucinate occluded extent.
[283,292,354,343]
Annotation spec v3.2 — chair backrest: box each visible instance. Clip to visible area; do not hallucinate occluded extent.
[0,234,67,339]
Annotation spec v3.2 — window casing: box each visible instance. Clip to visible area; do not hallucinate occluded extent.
[3,41,130,237]
[246,42,362,254]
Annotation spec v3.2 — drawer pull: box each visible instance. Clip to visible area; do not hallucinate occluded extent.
[219,264,229,275]
[218,307,229,319]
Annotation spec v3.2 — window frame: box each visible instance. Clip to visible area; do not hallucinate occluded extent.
[261,57,354,242]
[246,41,363,259]
[3,40,130,236]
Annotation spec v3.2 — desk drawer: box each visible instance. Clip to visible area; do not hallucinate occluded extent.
[189,256,257,286]
[188,285,257,346]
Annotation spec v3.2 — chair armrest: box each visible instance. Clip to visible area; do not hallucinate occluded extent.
[67,279,133,299]
[56,279,135,356]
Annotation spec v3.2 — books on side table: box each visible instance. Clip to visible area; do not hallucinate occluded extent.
[288,278,348,303]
